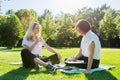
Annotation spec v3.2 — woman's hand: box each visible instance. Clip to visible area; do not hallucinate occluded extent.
[84,69,90,74]
[35,34,42,43]
[67,57,76,61]
[56,52,62,60]
[43,42,62,60]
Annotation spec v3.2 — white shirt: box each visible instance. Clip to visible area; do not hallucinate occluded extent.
[81,30,101,60]
[22,36,45,55]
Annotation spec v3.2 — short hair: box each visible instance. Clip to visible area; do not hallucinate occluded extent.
[76,19,91,33]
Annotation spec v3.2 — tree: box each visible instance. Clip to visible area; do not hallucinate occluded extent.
[41,13,57,42]
[90,4,110,35]
[15,9,38,32]
[99,9,118,47]
[38,9,51,24]
[75,4,110,35]
[0,15,7,46]
[56,13,77,47]
[114,11,120,37]
[0,14,24,48]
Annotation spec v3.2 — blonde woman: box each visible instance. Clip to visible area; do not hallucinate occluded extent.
[21,22,61,73]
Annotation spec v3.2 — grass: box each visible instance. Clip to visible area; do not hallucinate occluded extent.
[0,47,120,80]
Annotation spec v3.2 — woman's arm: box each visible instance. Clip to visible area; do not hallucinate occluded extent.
[85,41,95,73]
[23,41,38,51]
[74,49,83,59]
[23,36,40,51]
[43,42,62,60]
[67,48,82,61]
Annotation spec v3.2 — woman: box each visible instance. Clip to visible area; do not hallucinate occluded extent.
[65,19,101,74]
[21,22,61,73]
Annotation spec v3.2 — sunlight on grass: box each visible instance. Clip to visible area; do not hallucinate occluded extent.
[0,47,120,80]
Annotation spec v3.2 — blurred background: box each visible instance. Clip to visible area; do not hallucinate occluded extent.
[0,0,120,48]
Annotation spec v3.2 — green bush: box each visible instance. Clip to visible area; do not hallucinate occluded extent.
[0,14,24,48]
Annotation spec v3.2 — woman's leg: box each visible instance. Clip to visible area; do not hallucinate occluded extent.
[47,54,60,65]
[21,49,57,72]
[91,59,100,69]
[21,49,36,68]
[37,54,60,65]
[34,57,48,67]
[64,56,87,69]
[34,57,57,73]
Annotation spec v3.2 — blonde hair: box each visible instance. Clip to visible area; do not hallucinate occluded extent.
[24,22,40,40]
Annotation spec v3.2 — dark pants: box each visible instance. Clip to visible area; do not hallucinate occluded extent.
[65,56,100,69]
[21,49,60,68]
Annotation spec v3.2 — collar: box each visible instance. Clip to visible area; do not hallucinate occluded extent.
[83,30,91,38]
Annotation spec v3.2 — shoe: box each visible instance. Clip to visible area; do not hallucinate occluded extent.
[34,65,40,71]
[46,64,57,73]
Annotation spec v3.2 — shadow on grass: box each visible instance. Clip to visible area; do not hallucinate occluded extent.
[0,48,21,52]
[61,70,117,80]
[0,49,21,52]
[0,67,57,80]
[85,70,118,80]
[29,69,57,75]
[0,67,31,80]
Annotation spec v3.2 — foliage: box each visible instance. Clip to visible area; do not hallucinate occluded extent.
[55,13,77,47]
[0,15,7,45]
[40,10,57,41]
[0,4,120,47]
[0,14,24,48]
[15,9,38,33]
[99,9,118,40]
[114,11,120,37]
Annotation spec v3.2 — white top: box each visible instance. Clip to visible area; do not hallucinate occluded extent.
[81,30,101,60]
[22,36,45,55]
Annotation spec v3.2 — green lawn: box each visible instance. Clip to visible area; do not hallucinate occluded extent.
[0,47,120,80]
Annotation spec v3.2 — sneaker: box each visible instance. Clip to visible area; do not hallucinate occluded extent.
[34,65,40,71]
[46,64,57,73]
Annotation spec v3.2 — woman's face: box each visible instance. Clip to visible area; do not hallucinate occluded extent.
[33,24,40,34]
[76,27,84,36]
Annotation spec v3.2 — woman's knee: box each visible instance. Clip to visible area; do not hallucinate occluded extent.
[21,49,30,57]
[21,49,30,55]
[34,57,41,63]
[21,49,30,53]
